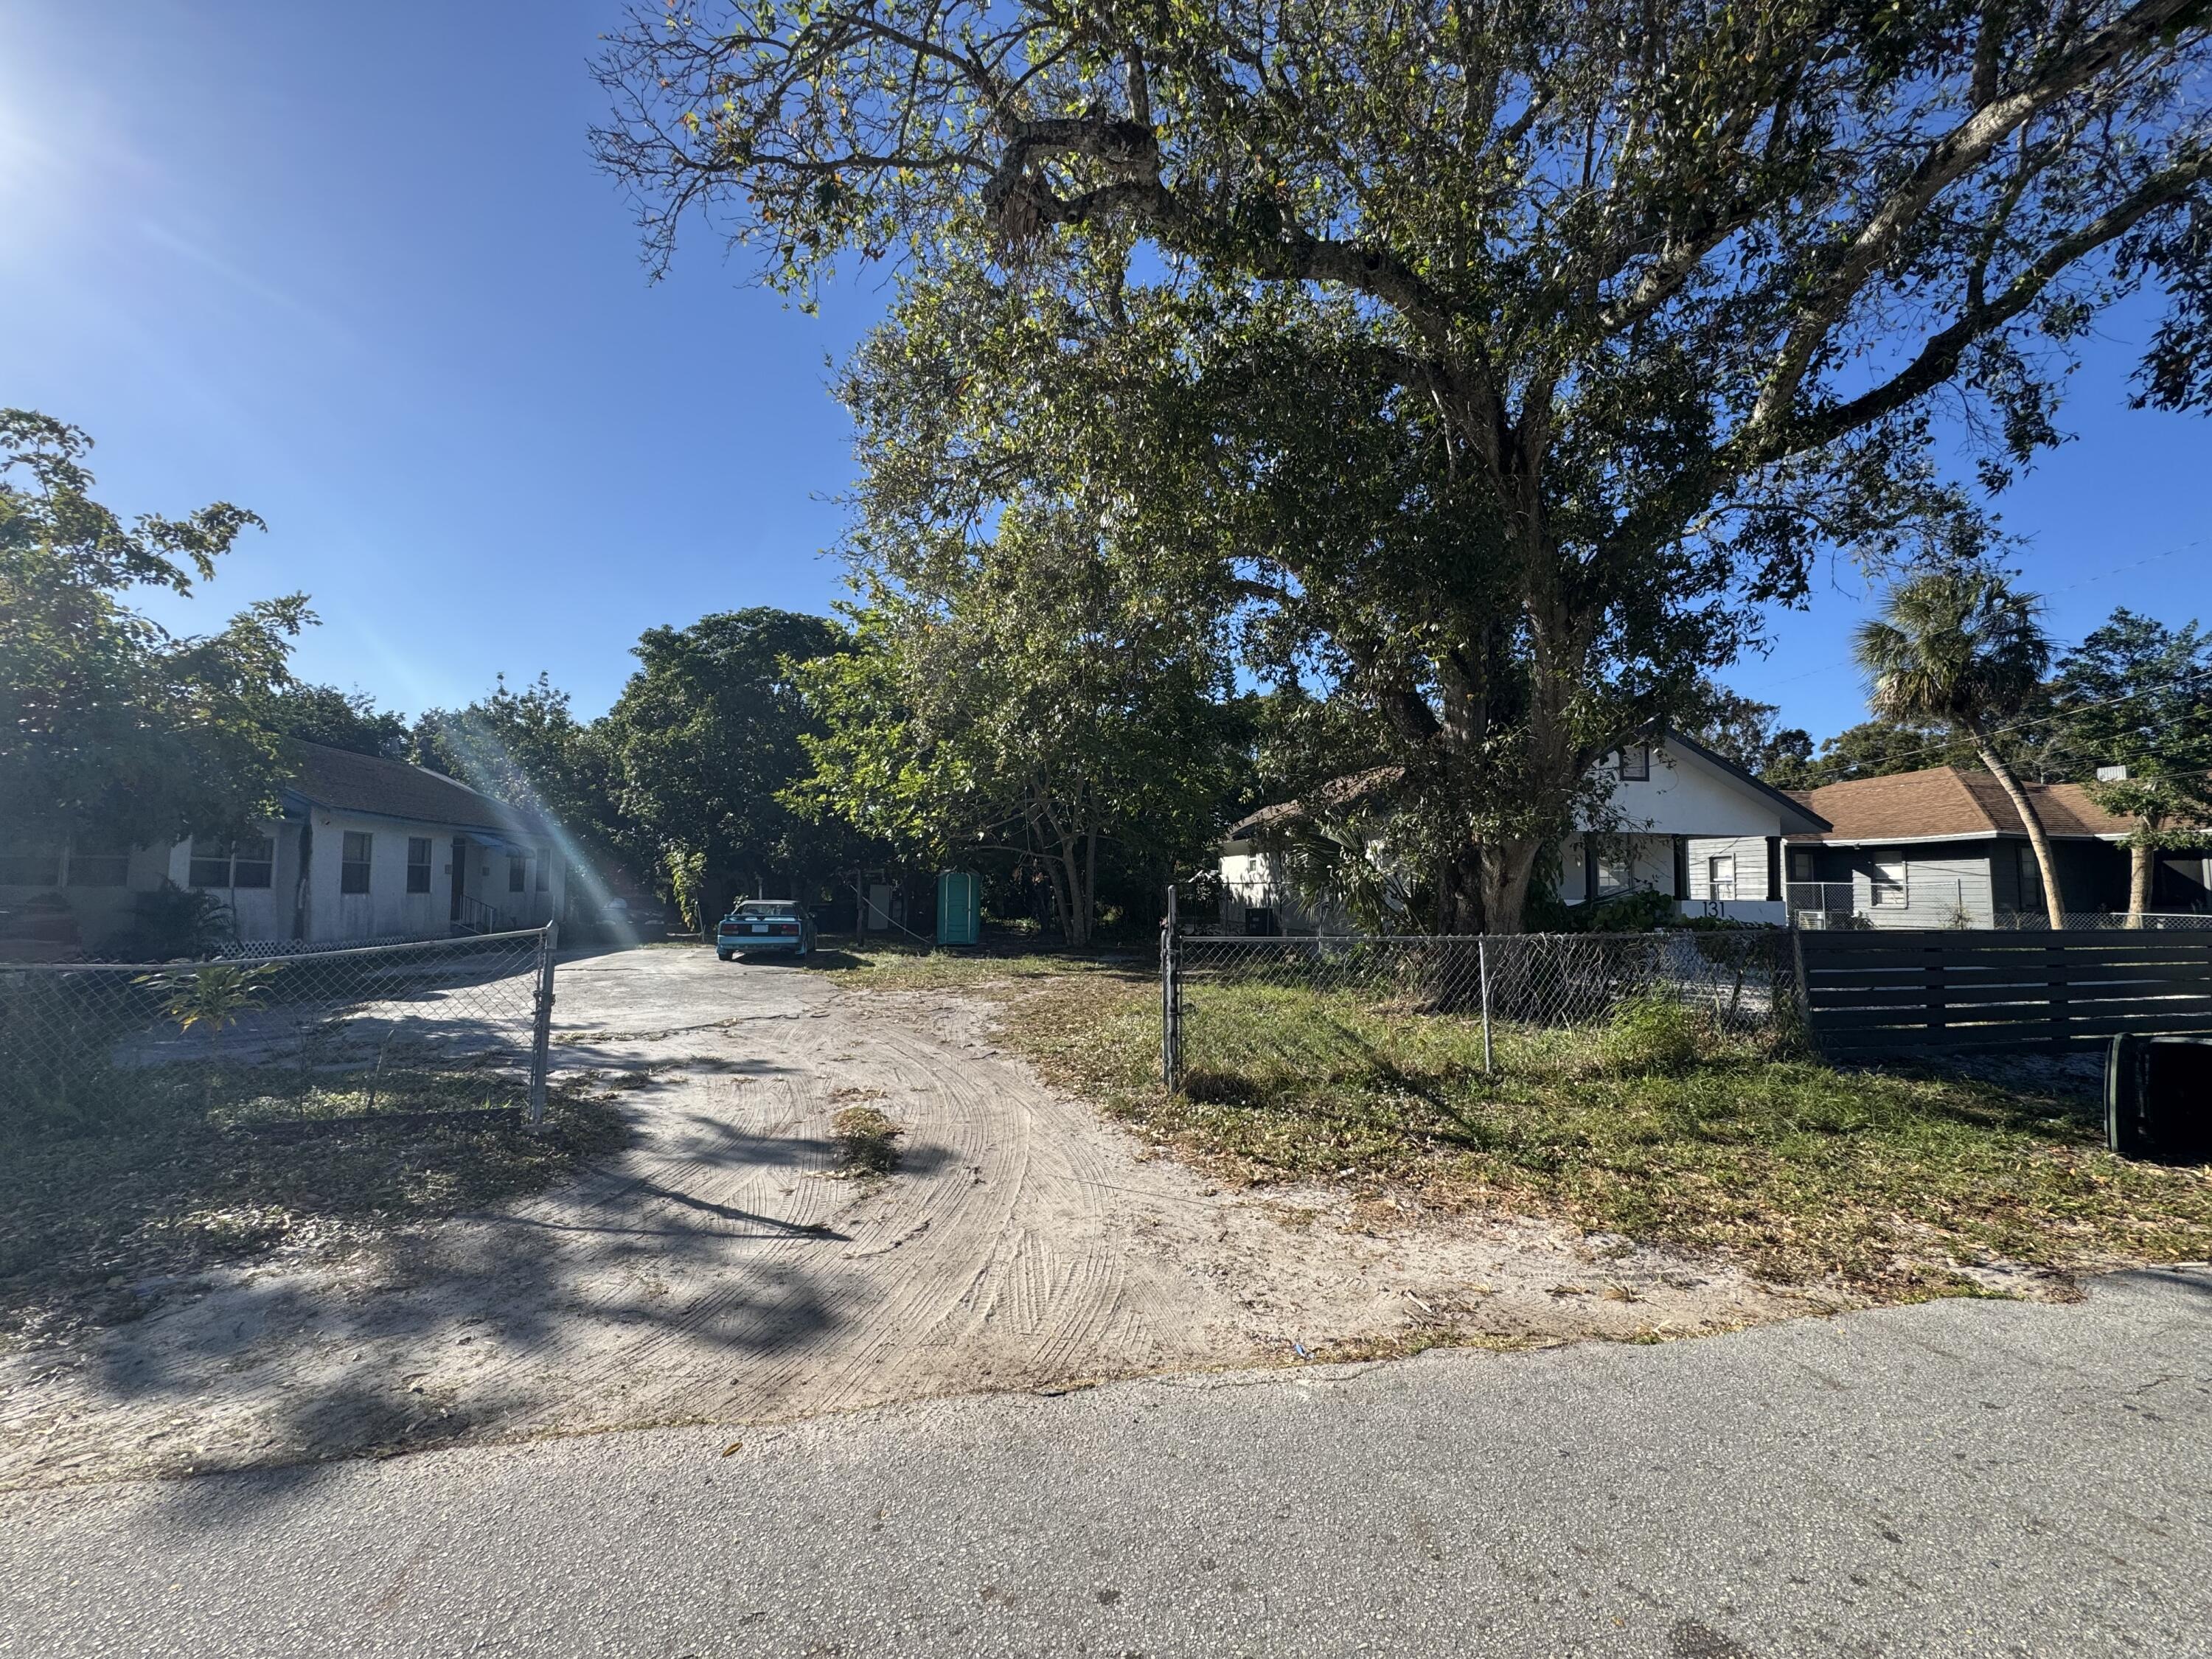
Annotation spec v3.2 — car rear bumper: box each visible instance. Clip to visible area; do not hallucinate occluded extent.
[719,934,807,953]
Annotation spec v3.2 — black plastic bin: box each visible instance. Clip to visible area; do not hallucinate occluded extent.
[2106,1033,2212,1163]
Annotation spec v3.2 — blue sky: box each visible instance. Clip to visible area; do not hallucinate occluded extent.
[4,2,2207,737]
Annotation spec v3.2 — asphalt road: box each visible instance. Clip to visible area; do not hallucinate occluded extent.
[4,1266,2208,1659]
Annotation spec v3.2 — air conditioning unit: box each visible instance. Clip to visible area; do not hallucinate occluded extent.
[2107,1034,2212,1162]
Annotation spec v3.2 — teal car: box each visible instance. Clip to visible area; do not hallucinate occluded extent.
[716,900,815,961]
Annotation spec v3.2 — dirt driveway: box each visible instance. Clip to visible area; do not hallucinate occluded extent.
[0,947,1823,1489]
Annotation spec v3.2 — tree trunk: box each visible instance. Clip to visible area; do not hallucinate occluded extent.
[1963,719,2067,928]
[2129,837,2154,927]
[1439,844,1486,933]
[1480,838,1541,934]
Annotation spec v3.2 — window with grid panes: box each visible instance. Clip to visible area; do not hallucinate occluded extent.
[341,832,373,894]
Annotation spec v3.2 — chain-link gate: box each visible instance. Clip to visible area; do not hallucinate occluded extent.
[0,925,560,1133]
[1160,924,1794,1091]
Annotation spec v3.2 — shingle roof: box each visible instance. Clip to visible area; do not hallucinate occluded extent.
[1790,766,2137,843]
[1227,766,1405,840]
[283,741,547,838]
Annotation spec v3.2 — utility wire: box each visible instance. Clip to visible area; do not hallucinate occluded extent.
[1789,661,2212,780]
[1756,539,2205,692]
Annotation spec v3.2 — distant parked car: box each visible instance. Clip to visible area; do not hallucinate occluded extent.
[717,900,814,961]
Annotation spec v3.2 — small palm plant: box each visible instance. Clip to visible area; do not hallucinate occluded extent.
[1854,567,2065,927]
[138,963,276,1109]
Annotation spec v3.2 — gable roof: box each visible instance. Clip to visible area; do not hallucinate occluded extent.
[1224,728,1829,842]
[283,740,549,838]
[1660,728,1831,834]
[1790,766,2138,844]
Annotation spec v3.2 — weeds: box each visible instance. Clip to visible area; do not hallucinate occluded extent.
[950,968,2212,1295]
[0,1063,628,1347]
[830,1105,904,1176]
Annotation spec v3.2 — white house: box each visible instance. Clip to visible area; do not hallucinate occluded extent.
[1217,731,1830,932]
[0,740,568,956]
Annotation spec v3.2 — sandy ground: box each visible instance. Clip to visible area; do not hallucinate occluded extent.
[0,947,1838,1492]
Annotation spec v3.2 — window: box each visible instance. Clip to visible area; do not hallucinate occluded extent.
[232,834,274,888]
[1618,745,1650,782]
[0,841,61,886]
[341,832,373,894]
[535,853,549,894]
[189,837,232,888]
[189,834,274,889]
[2017,845,2045,915]
[406,837,433,894]
[509,853,526,893]
[1708,855,1738,902]
[1789,849,1817,883]
[66,835,129,887]
[1871,860,1908,907]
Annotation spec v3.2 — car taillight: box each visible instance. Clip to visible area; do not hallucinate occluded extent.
[774,922,798,933]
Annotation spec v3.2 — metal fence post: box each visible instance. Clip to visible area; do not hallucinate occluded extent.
[528,919,559,1128]
[1161,886,1181,1092]
[1478,937,1493,1075]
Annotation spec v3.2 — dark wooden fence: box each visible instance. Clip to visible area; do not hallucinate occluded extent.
[1796,930,2212,1059]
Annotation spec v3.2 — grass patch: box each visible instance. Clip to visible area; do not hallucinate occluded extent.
[830,1104,905,1176]
[818,937,1138,993]
[964,969,2212,1295]
[0,1063,628,1349]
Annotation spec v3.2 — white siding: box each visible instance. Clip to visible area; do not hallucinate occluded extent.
[1686,835,1770,902]
[1854,855,1994,928]
[291,810,565,945]
[1595,744,1802,838]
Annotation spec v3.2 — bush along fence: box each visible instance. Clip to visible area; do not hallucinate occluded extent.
[1794,928,2212,1059]
[0,925,560,1137]
[1158,917,1795,1092]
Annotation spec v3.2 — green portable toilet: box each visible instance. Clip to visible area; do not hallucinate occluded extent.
[936,870,980,947]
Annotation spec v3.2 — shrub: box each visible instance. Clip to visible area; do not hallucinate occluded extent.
[98,881,236,962]
[1566,888,1680,933]
[1598,991,1703,1076]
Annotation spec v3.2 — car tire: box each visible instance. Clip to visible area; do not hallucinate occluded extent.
[716,950,733,962]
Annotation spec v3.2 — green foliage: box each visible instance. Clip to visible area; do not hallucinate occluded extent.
[596,1,2212,929]
[101,881,237,963]
[1764,718,1977,790]
[2051,608,2212,842]
[792,502,1242,946]
[664,845,708,934]
[990,967,2212,1290]
[1856,568,2052,735]
[599,609,857,908]
[1597,994,1704,1077]
[1680,684,1813,779]
[0,410,307,849]
[261,683,410,758]
[1565,888,1683,936]
[138,962,275,1038]
[413,672,620,852]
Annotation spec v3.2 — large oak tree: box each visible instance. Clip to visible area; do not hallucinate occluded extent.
[597,0,2212,927]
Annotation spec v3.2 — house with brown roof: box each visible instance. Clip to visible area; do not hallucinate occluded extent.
[1783,766,2212,926]
[0,740,568,956]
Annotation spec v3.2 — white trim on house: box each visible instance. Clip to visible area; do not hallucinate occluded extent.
[1218,734,1818,931]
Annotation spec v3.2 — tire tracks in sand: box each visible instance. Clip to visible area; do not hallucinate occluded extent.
[0,949,1825,1490]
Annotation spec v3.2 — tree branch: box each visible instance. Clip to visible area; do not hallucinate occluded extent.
[1745,0,2209,441]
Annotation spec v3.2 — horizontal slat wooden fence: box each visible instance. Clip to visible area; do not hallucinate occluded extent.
[1796,930,2212,1058]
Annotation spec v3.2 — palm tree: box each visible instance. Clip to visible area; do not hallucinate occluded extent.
[1854,568,2066,928]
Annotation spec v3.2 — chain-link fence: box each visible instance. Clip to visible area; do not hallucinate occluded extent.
[1160,929,1795,1091]
[1988,911,2212,931]
[0,927,558,1135]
